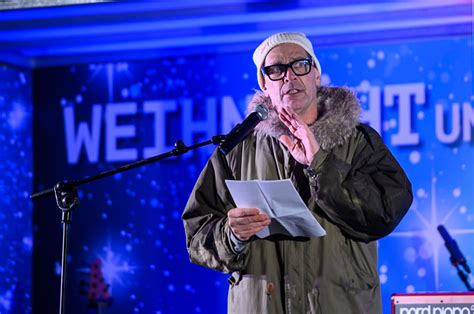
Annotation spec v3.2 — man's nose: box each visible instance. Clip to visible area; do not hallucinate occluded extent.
[284,68,298,82]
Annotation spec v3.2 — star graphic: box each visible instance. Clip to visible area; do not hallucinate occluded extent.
[388,171,474,290]
[97,242,137,292]
[76,242,136,295]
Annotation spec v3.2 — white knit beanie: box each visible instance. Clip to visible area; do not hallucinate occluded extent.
[252,32,322,90]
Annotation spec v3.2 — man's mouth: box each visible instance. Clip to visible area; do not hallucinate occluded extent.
[285,89,301,95]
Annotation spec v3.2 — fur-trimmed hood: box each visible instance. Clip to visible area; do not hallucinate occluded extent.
[247,86,361,150]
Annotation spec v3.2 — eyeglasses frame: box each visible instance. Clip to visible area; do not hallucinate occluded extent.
[261,58,313,81]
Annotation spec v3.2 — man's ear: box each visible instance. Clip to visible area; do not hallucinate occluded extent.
[262,79,268,94]
[316,73,321,86]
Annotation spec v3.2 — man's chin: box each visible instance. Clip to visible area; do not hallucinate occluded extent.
[282,101,305,113]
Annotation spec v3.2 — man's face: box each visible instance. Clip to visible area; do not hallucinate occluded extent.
[262,43,321,123]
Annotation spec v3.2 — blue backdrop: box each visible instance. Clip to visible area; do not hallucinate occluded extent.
[30,35,473,313]
[0,65,32,314]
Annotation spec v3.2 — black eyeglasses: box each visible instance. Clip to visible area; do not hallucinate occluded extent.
[261,58,313,81]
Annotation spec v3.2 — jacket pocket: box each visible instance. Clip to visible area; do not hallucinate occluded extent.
[339,239,378,291]
[336,239,381,313]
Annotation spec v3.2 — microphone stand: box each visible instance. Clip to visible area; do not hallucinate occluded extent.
[30,136,226,314]
[453,263,473,292]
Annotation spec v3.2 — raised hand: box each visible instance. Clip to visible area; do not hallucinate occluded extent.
[278,107,320,165]
[227,207,271,241]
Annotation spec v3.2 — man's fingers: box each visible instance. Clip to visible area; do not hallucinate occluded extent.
[227,207,260,218]
[227,207,272,241]
[230,215,271,227]
[281,107,310,134]
[229,213,270,226]
[231,218,271,240]
[279,116,291,132]
[282,107,304,125]
[279,112,306,142]
[231,220,271,233]
[279,112,296,132]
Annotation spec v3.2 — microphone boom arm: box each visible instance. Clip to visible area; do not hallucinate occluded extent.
[30,134,227,314]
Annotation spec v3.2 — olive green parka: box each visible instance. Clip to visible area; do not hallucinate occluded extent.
[183,86,413,314]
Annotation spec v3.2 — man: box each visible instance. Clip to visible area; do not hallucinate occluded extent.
[182,32,412,313]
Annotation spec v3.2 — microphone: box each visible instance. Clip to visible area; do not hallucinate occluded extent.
[219,104,268,155]
[437,225,471,274]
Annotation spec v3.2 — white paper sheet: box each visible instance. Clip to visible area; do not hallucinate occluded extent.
[225,179,326,238]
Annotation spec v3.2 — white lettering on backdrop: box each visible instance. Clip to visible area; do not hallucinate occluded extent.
[63,83,473,164]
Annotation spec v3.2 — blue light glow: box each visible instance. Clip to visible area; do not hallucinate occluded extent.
[0,65,32,314]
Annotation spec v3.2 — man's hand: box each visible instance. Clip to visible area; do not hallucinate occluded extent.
[227,208,271,241]
[278,107,320,165]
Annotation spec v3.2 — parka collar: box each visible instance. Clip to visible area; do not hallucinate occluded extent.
[246,86,361,150]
